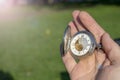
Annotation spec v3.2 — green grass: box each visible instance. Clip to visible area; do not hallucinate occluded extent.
[0,5,120,80]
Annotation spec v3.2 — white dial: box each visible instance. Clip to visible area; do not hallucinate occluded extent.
[70,31,96,56]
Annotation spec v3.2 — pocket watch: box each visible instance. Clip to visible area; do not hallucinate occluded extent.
[60,26,120,59]
[60,26,101,58]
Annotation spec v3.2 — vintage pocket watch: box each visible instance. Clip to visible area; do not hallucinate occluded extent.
[60,26,101,58]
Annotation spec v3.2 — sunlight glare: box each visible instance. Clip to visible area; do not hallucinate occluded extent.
[0,0,13,11]
[0,0,7,5]
[0,0,13,8]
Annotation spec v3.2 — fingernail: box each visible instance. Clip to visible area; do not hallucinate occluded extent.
[72,10,80,18]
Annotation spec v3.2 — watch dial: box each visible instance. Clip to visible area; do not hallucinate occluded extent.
[70,33,92,56]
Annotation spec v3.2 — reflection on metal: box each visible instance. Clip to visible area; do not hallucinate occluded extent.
[63,26,71,54]
[60,26,71,56]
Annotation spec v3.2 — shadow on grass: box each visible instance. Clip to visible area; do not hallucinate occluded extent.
[114,38,120,46]
[60,71,70,80]
[0,70,14,80]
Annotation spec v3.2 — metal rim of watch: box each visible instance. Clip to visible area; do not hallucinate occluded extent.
[60,26,71,56]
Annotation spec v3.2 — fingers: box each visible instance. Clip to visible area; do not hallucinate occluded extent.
[68,21,77,37]
[69,10,86,37]
[79,11,105,43]
[95,50,106,69]
[102,59,111,68]
[102,33,120,64]
[72,10,85,31]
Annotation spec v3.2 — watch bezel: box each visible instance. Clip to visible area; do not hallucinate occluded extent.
[70,31,97,56]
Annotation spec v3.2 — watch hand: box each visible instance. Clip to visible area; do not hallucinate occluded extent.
[75,39,83,51]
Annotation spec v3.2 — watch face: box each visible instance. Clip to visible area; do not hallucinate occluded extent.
[70,31,96,56]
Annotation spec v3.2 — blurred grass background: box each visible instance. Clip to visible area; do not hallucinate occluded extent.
[0,4,120,80]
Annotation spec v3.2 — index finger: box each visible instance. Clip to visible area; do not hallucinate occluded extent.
[79,11,105,43]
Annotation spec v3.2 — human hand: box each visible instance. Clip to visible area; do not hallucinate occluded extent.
[61,10,120,80]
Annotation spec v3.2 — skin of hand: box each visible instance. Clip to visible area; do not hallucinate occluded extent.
[61,10,120,80]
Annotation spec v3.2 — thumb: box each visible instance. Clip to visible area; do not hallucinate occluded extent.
[102,33,120,64]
